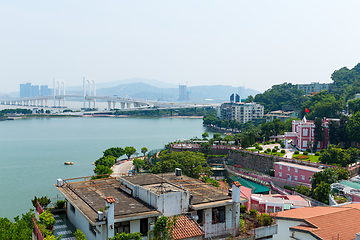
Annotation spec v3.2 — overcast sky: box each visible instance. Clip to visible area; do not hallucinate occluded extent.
[1,1,360,93]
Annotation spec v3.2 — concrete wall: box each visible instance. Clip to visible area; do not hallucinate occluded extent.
[275,163,316,184]
[201,205,234,238]
[254,224,278,239]
[66,201,107,240]
[228,151,276,174]
[272,219,303,240]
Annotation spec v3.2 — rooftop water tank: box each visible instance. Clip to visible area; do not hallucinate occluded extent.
[57,179,63,187]
[175,168,182,176]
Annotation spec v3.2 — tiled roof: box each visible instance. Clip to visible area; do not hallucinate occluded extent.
[277,204,360,240]
[172,215,204,240]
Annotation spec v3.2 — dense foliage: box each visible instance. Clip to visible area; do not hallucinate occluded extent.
[0,210,34,240]
[311,168,349,204]
[151,151,212,179]
[251,82,307,113]
[319,145,359,167]
[0,108,32,114]
[110,232,142,240]
[31,196,51,208]
[103,147,125,159]
[149,216,177,240]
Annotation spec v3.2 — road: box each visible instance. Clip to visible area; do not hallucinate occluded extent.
[111,160,134,178]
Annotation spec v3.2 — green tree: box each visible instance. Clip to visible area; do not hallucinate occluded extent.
[39,210,55,228]
[31,196,51,208]
[212,133,222,145]
[151,151,211,179]
[94,165,113,175]
[74,229,86,240]
[103,147,125,159]
[348,98,360,114]
[150,216,177,240]
[110,232,142,240]
[295,184,310,196]
[133,158,145,172]
[141,147,148,157]
[202,132,209,140]
[94,155,116,168]
[319,145,358,167]
[125,146,137,159]
[0,210,35,240]
[312,182,331,204]
[347,112,360,143]
[328,120,339,144]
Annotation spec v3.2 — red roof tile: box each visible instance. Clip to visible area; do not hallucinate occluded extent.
[172,215,204,240]
[233,181,241,187]
[277,204,360,240]
[105,196,115,203]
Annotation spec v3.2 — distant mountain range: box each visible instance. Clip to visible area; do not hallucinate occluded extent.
[67,78,260,102]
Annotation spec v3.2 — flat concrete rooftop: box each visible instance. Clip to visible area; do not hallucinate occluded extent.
[56,177,161,224]
[122,173,233,205]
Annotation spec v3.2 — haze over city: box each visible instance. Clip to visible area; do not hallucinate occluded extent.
[2,1,360,93]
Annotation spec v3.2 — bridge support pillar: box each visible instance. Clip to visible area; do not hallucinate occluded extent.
[107,101,111,110]
[112,101,116,109]
[121,102,125,109]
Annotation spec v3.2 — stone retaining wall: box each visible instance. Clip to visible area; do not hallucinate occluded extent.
[227,151,276,174]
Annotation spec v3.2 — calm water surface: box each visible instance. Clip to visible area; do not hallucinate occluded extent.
[0,117,209,219]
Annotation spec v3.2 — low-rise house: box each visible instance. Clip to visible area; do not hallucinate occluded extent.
[56,172,248,239]
[283,117,339,151]
[251,194,310,213]
[264,110,298,123]
[273,203,360,240]
[274,162,322,185]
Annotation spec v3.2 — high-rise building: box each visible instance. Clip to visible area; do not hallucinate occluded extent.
[20,83,31,98]
[220,95,264,123]
[230,93,234,103]
[179,84,187,102]
[31,85,40,97]
[40,85,52,96]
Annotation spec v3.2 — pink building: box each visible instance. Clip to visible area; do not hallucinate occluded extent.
[251,194,310,213]
[284,117,338,151]
[274,162,322,185]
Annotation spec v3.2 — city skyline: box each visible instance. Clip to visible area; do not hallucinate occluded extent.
[2,1,360,93]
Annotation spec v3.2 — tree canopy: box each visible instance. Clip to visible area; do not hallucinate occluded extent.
[125,146,137,159]
[151,151,212,179]
[103,147,125,159]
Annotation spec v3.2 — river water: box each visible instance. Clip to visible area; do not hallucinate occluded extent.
[0,117,209,219]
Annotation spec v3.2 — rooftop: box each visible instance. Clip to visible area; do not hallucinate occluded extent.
[172,215,204,240]
[275,161,322,173]
[276,204,360,240]
[122,173,235,205]
[56,177,161,224]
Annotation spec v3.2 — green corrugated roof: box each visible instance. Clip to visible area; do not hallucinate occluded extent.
[232,176,270,194]
[340,180,360,190]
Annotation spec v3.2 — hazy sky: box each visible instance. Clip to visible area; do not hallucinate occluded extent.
[2,1,360,93]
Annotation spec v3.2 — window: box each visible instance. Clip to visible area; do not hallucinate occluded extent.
[303,141,308,148]
[70,203,75,213]
[295,168,298,173]
[287,167,290,171]
[115,221,130,235]
[140,218,148,236]
[212,206,225,223]
[279,172,282,177]
[279,165,282,170]
[303,129,308,136]
[197,210,204,226]
[302,175,305,180]
[89,223,96,236]
[294,176,298,181]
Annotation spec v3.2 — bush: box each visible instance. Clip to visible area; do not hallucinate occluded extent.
[281,150,285,153]
[266,148,271,153]
[280,143,285,148]
[257,146,263,151]
[306,148,311,153]
[249,209,258,217]
[55,200,66,209]
[32,196,51,208]
[294,150,299,154]
[320,149,325,153]
[240,205,247,213]
[315,152,320,156]
[284,185,294,191]
[258,213,273,226]
[39,210,55,228]
[272,148,278,153]
[303,151,308,155]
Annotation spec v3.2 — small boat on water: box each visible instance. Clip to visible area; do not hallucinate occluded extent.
[64,162,74,165]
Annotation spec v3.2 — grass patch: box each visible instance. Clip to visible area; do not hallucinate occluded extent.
[261,152,285,157]
[293,154,320,163]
